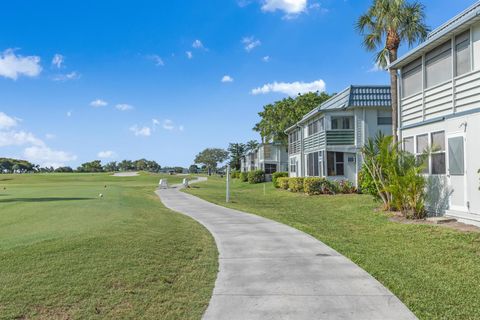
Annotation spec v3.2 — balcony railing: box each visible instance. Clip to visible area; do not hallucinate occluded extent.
[304,131,326,152]
[288,141,301,154]
[326,130,355,146]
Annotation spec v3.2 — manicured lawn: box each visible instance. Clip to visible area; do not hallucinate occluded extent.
[0,173,218,320]
[186,177,480,320]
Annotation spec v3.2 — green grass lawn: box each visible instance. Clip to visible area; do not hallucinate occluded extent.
[0,173,218,320]
[186,177,480,320]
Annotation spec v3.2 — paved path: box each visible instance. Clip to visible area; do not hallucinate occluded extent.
[156,179,417,320]
[112,172,139,177]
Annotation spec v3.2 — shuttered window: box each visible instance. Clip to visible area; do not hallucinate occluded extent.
[456,30,471,76]
[425,40,452,88]
[402,58,422,98]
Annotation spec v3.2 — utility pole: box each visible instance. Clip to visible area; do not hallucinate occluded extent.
[226,164,230,203]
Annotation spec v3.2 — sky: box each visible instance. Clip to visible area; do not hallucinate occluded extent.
[0,0,475,168]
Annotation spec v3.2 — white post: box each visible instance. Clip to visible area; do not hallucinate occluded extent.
[226,164,230,203]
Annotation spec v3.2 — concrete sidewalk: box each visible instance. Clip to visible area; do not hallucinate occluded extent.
[155,182,417,320]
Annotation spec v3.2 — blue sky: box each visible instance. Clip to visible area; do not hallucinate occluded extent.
[0,0,474,168]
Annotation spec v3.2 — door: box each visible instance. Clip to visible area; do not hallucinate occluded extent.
[447,133,467,212]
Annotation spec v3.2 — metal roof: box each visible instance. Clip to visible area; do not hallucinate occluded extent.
[390,1,480,69]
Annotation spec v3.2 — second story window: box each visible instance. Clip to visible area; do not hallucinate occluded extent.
[331,116,353,130]
[455,30,471,76]
[425,40,452,88]
[377,110,393,125]
[307,118,324,136]
[402,58,422,98]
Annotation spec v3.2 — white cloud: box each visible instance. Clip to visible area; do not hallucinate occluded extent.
[0,112,18,129]
[261,0,307,14]
[97,150,116,158]
[152,118,160,126]
[52,71,80,81]
[51,54,64,68]
[45,133,56,139]
[221,75,234,83]
[0,49,42,80]
[192,40,204,49]
[66,110,72,117]
[368,62,385,73]
[179,125,184,132]
[251,79,326,96]
[90,99,108,107]
[23,146,77,168]
[262,55,270,62]
[242,37,261,52]
[162,119,175,130]
[186,51,193,59]
[115,104,133,111]
[148,55,164,66]
[130,125,151,137]
[0,130,44,147]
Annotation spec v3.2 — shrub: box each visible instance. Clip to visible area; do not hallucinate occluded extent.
[248,170,265,184]
[230,170,240,179]
[239,172,249,182]
[272,172,288,188]
[278,177,290,190]
[303,177,337,195]
[358,166,378,197]
[337,180,357,194]
[288,177,304,192]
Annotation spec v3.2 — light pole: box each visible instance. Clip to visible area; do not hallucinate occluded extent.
[226,164,230,203]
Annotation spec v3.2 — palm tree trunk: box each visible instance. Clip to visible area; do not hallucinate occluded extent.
[389,48,399,144]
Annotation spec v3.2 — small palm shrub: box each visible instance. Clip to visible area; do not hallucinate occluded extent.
[288,177,304,192]
[303,178,337,195]
[272,172,288,188]
[239,172,248,182]
[277,177,290,190]
[248,170,265,184]
[358,167,378,197]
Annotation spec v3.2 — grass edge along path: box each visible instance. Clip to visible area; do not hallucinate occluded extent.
[0,173,218,320]
[184,176,480,320]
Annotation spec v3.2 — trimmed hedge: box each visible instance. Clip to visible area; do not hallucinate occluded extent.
[272,172,288,188]
[239,172,249,182]
[248,170,265,184]
[277,177,290,190]
[303,177,337,195]
[288,177,304,193]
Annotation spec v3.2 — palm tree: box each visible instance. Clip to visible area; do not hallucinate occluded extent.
[246,140,259,152]
[357,0,429,143]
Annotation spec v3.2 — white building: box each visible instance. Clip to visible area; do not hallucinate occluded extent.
[240,143,288,177]
[285,85,392,186]
[390,2,480,226]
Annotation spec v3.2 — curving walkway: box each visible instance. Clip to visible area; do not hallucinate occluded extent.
[156,179,417,320]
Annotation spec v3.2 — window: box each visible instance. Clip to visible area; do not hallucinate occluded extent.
[307,152,319,176]
[327,152,344,176]
[402,58,422,98]
[331,116,354,130]
[416,134,429,173]
[264,145,272,159]
[448,136,465,175]
[425,40,452,88]
[377,110,392,125]
[456,30,471,76]
[307,118,324,136]
[431,131,446,174]
[265,163,277,174]
[403,137,414,154]
[289,158,296,173]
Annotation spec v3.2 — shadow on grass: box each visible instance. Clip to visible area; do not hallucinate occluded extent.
[0,197,94,203]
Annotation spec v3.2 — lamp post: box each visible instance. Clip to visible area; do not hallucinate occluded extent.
[226,164,230,203]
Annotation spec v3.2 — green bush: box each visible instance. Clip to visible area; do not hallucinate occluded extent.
[288,177,304,192]
[239,172,248,182]
[272,172,288,188]
[337,180,357,194]
[277,177,290,190]
[358,166,378,197]
[303,177,337,195]
[248,170,265,184]
[230,170,240,179]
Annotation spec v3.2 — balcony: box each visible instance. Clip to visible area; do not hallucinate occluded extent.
[304,131,326,152]
[288,141,301,154]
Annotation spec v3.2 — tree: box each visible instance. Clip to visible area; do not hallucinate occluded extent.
[228,143,246,171]
[254,92,332,143]
[77,160,104,173]
[245,140,259,152]
[356,0,428,143]
[189,164,199,174]
[194,148,229,175]
[103,161,118,172]
[54,166,74,173]
[118,160,135,172]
